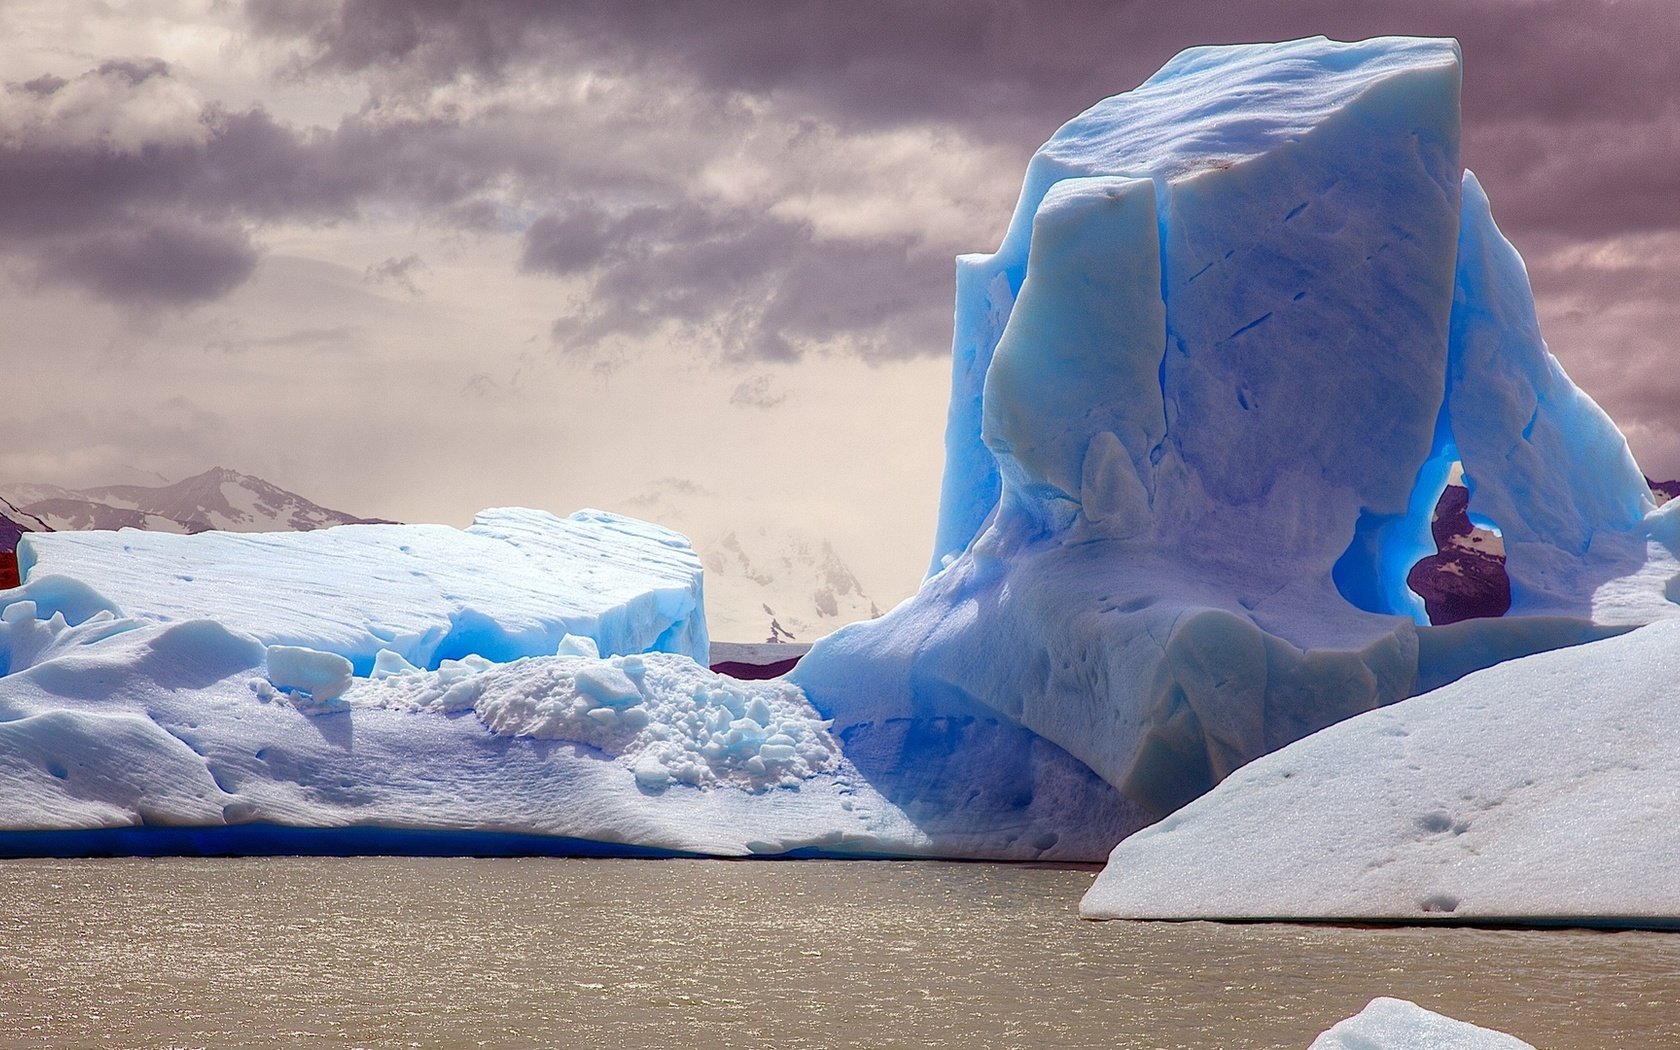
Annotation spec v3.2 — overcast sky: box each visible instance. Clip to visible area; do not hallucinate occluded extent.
[2,0,1676,603]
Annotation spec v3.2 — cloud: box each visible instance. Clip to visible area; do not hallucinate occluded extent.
[730,375,786,410]
[36,219,260,307]
[204,323,363,354]
[3,0,1673,384]
[529,199,951,361]
[364,252,429,295]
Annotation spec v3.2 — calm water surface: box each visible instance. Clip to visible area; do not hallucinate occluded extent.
[0,858,1674,1048]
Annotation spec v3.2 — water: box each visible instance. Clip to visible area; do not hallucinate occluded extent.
[0,858,1674,1048]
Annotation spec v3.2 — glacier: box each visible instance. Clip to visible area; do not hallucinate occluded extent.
[1,35,1677,876]
[794,34,1678,841]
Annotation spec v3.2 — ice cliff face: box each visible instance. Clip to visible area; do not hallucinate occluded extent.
[797,36,1680,833]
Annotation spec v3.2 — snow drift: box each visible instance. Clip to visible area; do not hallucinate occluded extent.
[1081,619,1680,925]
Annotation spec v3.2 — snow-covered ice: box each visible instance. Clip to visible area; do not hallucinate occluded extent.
[0,593,1120,860]
[1309,998,1535,1050]
[1081,620,1680,924]
[12,507,710,672]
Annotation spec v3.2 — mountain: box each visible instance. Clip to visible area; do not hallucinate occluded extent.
[0,467,391,590]
[3,467,389,536]
[617,480,884,644]
[703,526,882,643]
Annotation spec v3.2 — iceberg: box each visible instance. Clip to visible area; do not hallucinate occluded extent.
[1310,998,1534,1050]
[11,508,710,672]
[0,600,1119,860]
[795,35,1679,846]
[1081,620,1680,924]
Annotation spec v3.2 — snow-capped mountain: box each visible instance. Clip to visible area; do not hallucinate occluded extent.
[704,526,882,643]
[617,480,883,643]
[3,467,388,536]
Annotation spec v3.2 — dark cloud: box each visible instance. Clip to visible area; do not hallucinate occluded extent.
[245,1,1680,237]
[19,73,67,96]
[0,60,517,307]
[36,220,260,307]
[520,208,613,275]
[529,200,950,361]
[94,57,173,85]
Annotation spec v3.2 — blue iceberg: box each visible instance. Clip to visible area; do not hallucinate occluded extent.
[795,35,1680,840]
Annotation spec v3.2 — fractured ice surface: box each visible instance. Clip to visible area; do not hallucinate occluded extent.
[796,35,1680,843]
[12,508,710,672]
[1081,620,1680,924]
[1309,998,1535,1050]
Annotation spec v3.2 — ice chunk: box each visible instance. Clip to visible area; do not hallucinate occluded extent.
[265,645,353,704]
[371,648,420,679]
[574,664,642,708]
[931,35,1465,573]
[1309,998,1535,1050]
[1082,620,1680,925]
[556,633,600,658]
[14,508,708,674]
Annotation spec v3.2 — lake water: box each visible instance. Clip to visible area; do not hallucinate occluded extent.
[0,858,1674,1048]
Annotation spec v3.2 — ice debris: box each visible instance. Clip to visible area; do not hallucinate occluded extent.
[265,645,353,706]
[356,650,841,792]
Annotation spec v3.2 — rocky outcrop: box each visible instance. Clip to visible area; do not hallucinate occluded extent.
[1408,483,1511,624]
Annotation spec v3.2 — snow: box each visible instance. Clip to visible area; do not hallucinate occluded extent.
[1310,999,1534,1050]
[12,507,709,673]
[1081,620,1680,924]
[797,35,1680,848]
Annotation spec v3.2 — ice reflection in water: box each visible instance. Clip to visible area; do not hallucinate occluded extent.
[0,858,1675,1049]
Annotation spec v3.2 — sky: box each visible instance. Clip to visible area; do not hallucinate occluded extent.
[2,0,1676,607]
